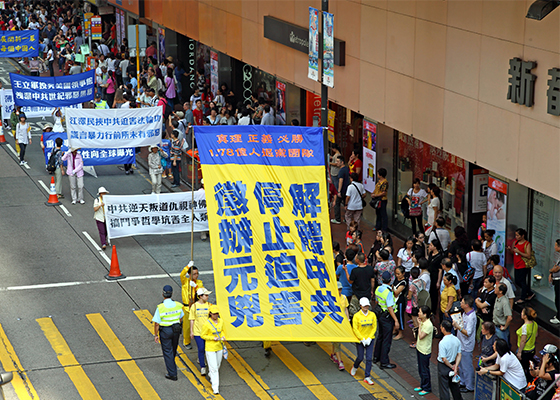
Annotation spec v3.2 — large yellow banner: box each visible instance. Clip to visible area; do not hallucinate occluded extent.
[195,126,356,342]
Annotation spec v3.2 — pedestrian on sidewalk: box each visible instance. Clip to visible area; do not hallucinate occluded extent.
[201,305,226,395]
[189,288,212,376]
[548,239,560,324]
[453,295,477,393]
[437,320,463,400]
[507,228,535,304]
[331,156,349,225]
[373,271,399,369]
[62,148,84,204]
[15,115,31,165]
[180,262,203,349]
[148,145,165,194]
[493,283,513,346]
[372,168,389,231]
[93,187,110,249]
[345,172,365,228]
[415,305,433,396]
[152,285,183,381]
[477,339,527,392]
[515,307,538,382]
[350,297,377,385]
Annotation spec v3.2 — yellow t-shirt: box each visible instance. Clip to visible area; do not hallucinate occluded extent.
[188,301,212,336]
[441,285,457,312]
[352,310,377,341]
[339,294,349,314]
[201,318,225,352]
[180,266,203,306]
[416,319,433,355]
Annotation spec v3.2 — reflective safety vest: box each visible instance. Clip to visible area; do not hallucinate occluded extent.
[95,100,107,109]
[375,285,391,312]
[157,301,182,326]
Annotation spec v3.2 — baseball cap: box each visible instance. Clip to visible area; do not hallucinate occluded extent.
[359,297,370,307]
[381,271,392,282]
[163,285,173,294]
[209,305,220,314]
[197,288,212,296]
[337,281,343,289]
[540,344,558,355]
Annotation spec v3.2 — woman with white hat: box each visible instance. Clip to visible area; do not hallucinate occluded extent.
[93,187,110,249]
[148,144,166,194]
[201,305,226,395]
[189,287,212,376]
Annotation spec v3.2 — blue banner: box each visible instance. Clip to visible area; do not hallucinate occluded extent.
[43,131,135,167]
[0,30,39,58]
[10,70,95,107]
[195,126,324,167]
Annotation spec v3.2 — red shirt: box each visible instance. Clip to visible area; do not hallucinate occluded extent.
[193,108,204,125]
[513,241,528,270]
[349,158,363,175]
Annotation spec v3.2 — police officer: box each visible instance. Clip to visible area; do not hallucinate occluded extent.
[152,285,184,381]
[94,93,109,109]
[373,271,399,369]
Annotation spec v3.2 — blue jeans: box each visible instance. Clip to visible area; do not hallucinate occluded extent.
[459,350,475,390]
[417,349,432,392]
[471,277,484,295]
[495,326,510,348]
[171,162,180,185]
[375,200,388,231]
[194,336,206,368]
[354,340,374,378]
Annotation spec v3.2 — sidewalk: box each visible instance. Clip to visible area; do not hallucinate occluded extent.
[329,213,559,399]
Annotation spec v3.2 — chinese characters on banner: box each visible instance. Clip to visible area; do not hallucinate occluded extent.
[43,131,135,168]
[104,192,208,239]
[66,107,163,149]
[487,176,508,266]
[195,126,356,342]
[322,12,334,88]
[308,7,319,81]
[362,120,377,193]
[210,50,219,97]
[0,30,39,58]
[9,70,95,107]
[0,89,81,120]
[91,16,102,41]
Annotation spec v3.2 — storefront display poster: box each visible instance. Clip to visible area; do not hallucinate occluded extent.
[308,7,319,82]
[487,176,508,266]
[327,109,335,143]
[363,147,376,193]
[210,50,219,97]
[472,169,488,213]
[276,81,287,125]
[322,11,334,88]
[158,27,165,63]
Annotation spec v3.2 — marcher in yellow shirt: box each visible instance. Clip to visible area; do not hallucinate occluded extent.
[189,288,212,376]
[331,281,349,371]
[201,305,226,395]
[180,261,203,347]
[351,297,377,386]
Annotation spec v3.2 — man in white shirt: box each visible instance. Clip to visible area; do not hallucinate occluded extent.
[237,109,252,125]
[453,296,476,393]
[492,263,515,308]
[345,172,365,228]
[428,217,451,252]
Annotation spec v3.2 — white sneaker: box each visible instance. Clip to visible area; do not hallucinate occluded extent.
[213,390,219,395]
[79,200,85,204]
[550,316,560,324]
[19,161,24,166]
[200,367,206,376]
[364,377,374,386]
[23,160,28,164]
[71,201,76,205]
[330,219,341,224]
[350,366,358,376]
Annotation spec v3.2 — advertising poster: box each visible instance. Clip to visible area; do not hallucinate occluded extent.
[158,27,165,63]
[308,7,319,81]
[472,169,488,213]
[322,12,334,88]
[305,91,321,126]
[487,177,508,266]
[91,16,102,41]
[115,10,122,46]
[276,81,287,125]
[119,10,126,47]
[195,125,355,342]
[362,120,377,192]
[531,191,560,288]
[210,50,219,97]
[327,109,335,143]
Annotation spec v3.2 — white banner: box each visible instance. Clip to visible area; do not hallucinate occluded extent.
[0,89,81,120]
[66,107,163,149]
[104,191,208,239]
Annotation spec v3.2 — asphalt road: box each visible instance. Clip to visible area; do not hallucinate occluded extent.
[0,58,415,400]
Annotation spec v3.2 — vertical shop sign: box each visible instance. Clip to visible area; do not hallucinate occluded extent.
[531,191,560,286]
[84,12,93,38]
[322,12,334,88]
[276,81,287,125]
[362,120,377,192]
[472,169,488,213]
[210,50,219,97]
[115,9,122,46]
[91,16,102,41]
[327,109,335,143]
[308,7,319,81]
[187,39,197,91]
[487,177,508,266]
[158,27,165,63]
[305,91,321,126]
[119,9,126,47]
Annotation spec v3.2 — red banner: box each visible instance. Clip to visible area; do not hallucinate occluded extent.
[305,91,321,127]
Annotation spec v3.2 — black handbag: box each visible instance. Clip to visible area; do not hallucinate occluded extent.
[370,198,381,209]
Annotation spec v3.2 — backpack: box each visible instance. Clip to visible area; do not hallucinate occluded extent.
[46,149,59,173]
[400,195,410,218]
[414,280,431,309]
[161,98,172,120]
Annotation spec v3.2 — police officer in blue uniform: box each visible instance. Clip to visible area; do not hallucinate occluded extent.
[152,285,184,380]
[373,271,399,369]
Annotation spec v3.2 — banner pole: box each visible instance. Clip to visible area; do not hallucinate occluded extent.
[135,24,140,94]
[190,126,195,262]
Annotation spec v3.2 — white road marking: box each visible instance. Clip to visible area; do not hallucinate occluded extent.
[6,143,30,169]
[38,179,71,216]
[0,77,9,85]
[0,271,213,292]
[59,205,72,217]
[82,231,112,265]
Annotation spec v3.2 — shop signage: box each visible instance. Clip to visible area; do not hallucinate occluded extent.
[472,169,488,214]
[264,16,345,66]
[187,39,196,91]
[487,176,508,266]
[362,120,377,193]
[91,15,102,41]
[327,109,335,143]
[305,91,321,126]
